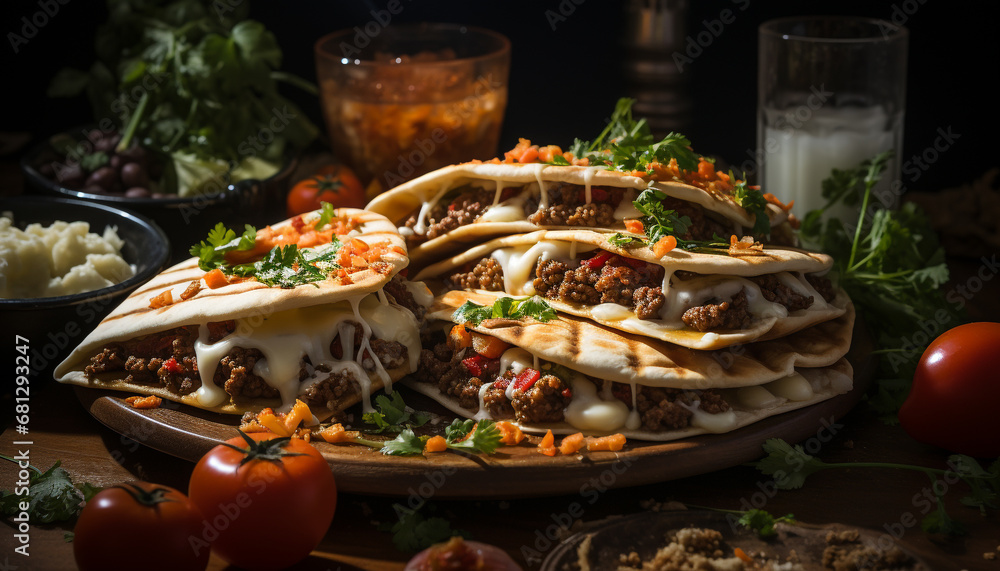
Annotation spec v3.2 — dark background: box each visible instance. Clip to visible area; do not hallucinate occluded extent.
[3,0,998,194]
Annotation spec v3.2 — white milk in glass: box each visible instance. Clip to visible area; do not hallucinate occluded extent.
[760,106,902,223]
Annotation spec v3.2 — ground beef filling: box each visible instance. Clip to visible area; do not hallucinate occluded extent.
[534,253,666,320]
[382,274,426,321]
[524,183,625,227]
[84,319,408,405]
[403,186,518,246]
[749,274,814,311]
[659,196,737,242]
[681,290,753,331]
[416,334,729,431]
[806,273,837,303]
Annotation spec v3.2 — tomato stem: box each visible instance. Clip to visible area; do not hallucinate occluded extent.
[221,429,308,467]
[113,483,179,507]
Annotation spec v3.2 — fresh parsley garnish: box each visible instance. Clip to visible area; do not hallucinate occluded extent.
[313,202,337,230]
[607,232,646,247]
[632,188,692,245]
[453,296,557,326]
[731,174,771,236]
[737,509,795,538]
[0,457,101,524]
[190,221,343,289]
[379,428,429,456]
[443,419,503,455]
[189,222,257,271]
[363,392,432,434]
[753,438,999,536]
[569,98,700,174]
[545,154,572,166]
[799,151,963,420]
[380,504,469,552]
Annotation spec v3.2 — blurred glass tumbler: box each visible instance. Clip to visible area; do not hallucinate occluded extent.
[757,17,908,220]
[315,24,510,194]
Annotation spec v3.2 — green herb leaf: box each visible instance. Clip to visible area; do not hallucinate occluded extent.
[313,202,337,230]
[452,296,557,326]
[731,175,770,236]
[0,459,101,524]
[607,232,646,247]
[363,392,432,434]
[632,188,691,245]
[443,419,502,455]
[753,438,831,490]
[799,151,964,422]
[737,509,795,538]
[381,504,468,552]
[379,429,428,456]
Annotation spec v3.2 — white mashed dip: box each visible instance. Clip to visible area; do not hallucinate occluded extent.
[0,215,136,299]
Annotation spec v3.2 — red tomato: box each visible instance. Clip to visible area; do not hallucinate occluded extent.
[899,322,1000,457]
[286,164,365,216]
[74,482,209,571]
[187,431,337,570]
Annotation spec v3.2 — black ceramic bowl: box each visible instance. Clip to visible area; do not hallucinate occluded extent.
[20,131,298,262]
[1,196,170,384]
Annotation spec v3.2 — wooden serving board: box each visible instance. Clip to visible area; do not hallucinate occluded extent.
[77,327,872,499]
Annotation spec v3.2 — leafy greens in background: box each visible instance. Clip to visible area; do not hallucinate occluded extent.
[0,457,101,524]
[798,151,964,421]
[49,0,318,197]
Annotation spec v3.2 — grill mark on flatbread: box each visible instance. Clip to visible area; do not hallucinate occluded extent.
[567,319,582,361]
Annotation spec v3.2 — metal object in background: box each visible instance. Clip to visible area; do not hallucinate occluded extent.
[622,0,692,136]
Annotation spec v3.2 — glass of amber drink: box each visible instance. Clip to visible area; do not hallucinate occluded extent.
[315,23,510,197]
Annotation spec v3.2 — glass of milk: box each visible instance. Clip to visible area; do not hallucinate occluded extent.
[757,17,908,223]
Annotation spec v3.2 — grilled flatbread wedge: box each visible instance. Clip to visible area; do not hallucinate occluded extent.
[415,229,846,350]
[55,207,433,417]
[365,162,794,266]
[407,290,854,440]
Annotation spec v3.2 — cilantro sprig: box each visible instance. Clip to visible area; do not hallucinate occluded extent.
[453,296,557,326]
[632,187,691,245]
[753,438,1000,536]
[189,221,343,289]
[799,151,963,419]
[380,504,469,552]
[189,222,257,271]
[0,456,101,524]
[731,174,771,236]
[363,392,431,434]
[443,419,503,455]
[568,98,700,173]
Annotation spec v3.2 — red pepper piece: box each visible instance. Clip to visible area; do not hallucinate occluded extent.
[577,187,609,203]
[162,357,183,374]
[462,354,484,377]
[290,215,306,232]
[561,388,573,398]
[584,251,614,269]
[493,376,512,391]
[513,368,542,392]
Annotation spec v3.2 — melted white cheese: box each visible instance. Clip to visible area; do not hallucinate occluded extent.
[489,240,598,295]
[678,397,738,433]
[735,385,783,409]
[765,373,814,401]
[563,374,630,432]
[479,192,528,223]
[613,188,642,221]
[191,294,420,412]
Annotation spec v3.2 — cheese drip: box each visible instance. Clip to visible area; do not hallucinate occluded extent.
[192,294,421,412]
[489,240,598,295]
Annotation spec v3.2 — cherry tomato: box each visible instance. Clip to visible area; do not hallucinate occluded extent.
[899,322,1000,457]
[74,482,209,571]
[187,431,337,570]
[286,164,365,216]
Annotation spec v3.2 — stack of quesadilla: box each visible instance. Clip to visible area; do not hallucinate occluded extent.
[56,207,433,418]
[364,111,855,441]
